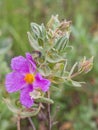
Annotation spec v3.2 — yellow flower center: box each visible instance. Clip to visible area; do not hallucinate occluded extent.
[24,73,35,84]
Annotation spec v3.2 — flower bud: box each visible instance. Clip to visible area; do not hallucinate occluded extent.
[58,20,71,32]
[47,15,59,29]
[78,56,94,73]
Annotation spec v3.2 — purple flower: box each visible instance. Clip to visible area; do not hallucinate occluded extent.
[5,53,51,108]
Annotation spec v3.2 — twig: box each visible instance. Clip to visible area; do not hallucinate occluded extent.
[47,91,51,130]
[17,115,20,130]
[28,117,36,130]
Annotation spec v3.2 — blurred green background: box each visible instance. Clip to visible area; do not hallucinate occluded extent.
[0,0,98,130]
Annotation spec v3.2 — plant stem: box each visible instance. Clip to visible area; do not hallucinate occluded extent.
[47,91,51,130]
[17,115,20,130]
[70,71,81,79]
[28,117,36,130]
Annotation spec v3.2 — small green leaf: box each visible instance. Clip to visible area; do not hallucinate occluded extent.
[38,65,51,76]
[31,23,46,40]
[35,96,54,104]
[41,23,47,39]
[3,98,41,118]
[67,79,85,87]
[53,62,65,76]
[38,38,44,47]
[27,32,42,51]
[70,80,82,87]
[54,35,68,51]
[69,62,78,77]
[20,107,41,118]
[31,23,41,38]
[46,50,64,63]
[3,98,19,114]
[51,76,65,84]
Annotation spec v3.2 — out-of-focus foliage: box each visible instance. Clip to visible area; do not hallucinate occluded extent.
[0,0,98,130]
[0,0,98,55]
[0,37,14,130]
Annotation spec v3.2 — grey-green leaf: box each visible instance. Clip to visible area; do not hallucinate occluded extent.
[3,98,41,118]
[27,32,42,51]
[35,96,54,104]
[46,51,64,63]
[38,65,51,76]
[54,35,68,51]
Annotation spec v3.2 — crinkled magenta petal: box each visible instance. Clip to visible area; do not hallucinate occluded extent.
[33,73,51,92]
[11,56,30,73]
[20,85,34,108]
[5,72,25,93]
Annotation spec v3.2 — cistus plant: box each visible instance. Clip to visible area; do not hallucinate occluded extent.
[4,15,93,130]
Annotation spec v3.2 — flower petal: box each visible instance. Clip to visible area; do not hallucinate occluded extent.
[5,72,25,93]
[33,73,51,92]
[20,85,34,108]
[11,56,29,73]
[26,53,36,72]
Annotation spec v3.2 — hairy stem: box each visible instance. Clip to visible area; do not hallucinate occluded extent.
[70,71,81,79]
[28,117,36,130]
[17,115,20,130]
[47,91,51,130]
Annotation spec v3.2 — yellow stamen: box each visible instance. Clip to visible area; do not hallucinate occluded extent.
[24,73,35,84]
